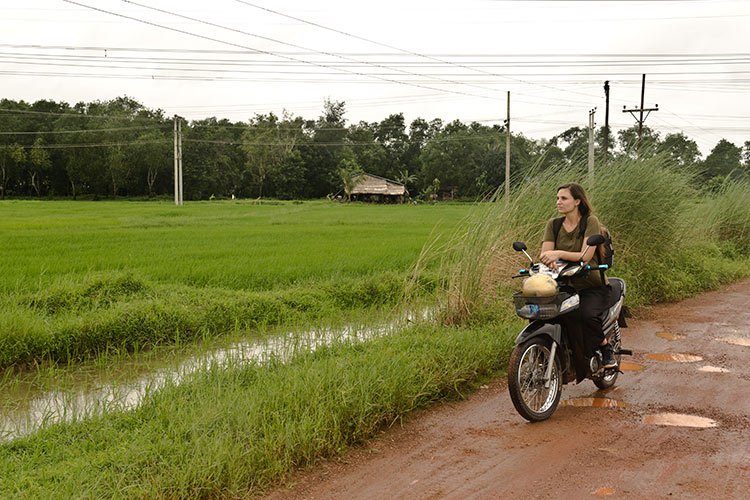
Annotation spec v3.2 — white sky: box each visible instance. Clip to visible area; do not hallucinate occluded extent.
[3,0,750,156]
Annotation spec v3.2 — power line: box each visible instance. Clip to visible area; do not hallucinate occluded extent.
[121,0,503,97]
[0,125,168,135]
[61,1,495,101]
[230,0,604,101]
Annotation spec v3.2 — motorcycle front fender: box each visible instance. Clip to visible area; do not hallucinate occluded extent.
[514,321,562,346]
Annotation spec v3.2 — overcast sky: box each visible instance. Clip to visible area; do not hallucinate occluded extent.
[3,0,750,156]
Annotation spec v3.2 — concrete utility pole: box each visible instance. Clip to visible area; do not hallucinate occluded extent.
[603,80,610,165]
[623,74,659,158]
[505,91,510,203]
[173,115,183,205]
[588,108,596,178]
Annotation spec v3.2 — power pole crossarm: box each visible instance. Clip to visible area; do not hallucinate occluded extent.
[622,74,658,158]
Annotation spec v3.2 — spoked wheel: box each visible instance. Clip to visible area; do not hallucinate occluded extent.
[507,337,562,422]
[593,321,622,390]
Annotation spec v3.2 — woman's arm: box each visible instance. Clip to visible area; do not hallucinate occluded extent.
[540,241,597,267]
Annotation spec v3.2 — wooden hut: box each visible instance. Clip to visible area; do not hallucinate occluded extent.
[350,173,406,203]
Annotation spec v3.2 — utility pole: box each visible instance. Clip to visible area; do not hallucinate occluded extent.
[505,91,510,203]
[173,115,183,205]
[588,108,596,178]
[623,74,658,158]
[603,80,610,166]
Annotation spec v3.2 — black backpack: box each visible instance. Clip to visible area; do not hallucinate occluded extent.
[552,216,614,268]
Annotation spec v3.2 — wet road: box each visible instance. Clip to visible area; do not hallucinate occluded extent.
[267,279,750,499]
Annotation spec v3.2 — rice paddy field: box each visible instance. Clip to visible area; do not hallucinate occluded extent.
[0,199,469,369]
[2,158,750,497]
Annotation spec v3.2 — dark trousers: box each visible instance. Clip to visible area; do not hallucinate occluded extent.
[559,285,611,381]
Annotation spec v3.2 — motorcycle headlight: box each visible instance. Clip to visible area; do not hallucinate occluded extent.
[559,265,582,278]
[559,294,580,313]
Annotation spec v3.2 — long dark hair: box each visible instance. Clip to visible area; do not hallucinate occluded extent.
[557,182,593,218]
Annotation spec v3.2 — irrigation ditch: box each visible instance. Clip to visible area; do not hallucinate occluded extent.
[0,308,429,443]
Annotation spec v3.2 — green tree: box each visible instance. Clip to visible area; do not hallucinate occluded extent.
[29,137,52,197]
[0,143,25,199]
[337,158,364,201]
[702,139,742,180]
[302,99,352,197]
[129,128,171,197]
[617,125,661,159]
[348,121,386,176]
[658,132,701,169]
[183,117,245,200]
[395,169,417,197]
[242,112,306,198]
[552,126,588,163]
[375,113,408,180]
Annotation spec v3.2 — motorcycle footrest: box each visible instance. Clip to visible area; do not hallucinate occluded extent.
[617,348,633,356]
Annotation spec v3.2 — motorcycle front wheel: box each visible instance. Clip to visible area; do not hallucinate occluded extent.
[507,337,562,422]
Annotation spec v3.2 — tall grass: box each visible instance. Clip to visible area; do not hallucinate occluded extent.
[422,155,750,323]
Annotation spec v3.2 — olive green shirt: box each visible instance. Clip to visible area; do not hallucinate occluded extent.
[542,214,608,290]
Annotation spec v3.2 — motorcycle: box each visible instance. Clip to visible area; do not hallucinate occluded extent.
[507,234,631,422]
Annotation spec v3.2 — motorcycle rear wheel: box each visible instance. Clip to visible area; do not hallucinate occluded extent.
[508,337,562,422]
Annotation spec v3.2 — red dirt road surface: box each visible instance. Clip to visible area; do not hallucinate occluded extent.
[267,279,750,499]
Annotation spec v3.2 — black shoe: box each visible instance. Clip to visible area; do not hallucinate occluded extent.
[601,344,618,369]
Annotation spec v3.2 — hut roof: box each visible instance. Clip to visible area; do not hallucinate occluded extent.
[351,173,406,196]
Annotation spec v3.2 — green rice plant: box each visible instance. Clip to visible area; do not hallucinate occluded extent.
[0,273,423,370]
[0,201,466,368]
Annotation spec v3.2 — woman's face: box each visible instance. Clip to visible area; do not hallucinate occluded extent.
[556,188,580,215]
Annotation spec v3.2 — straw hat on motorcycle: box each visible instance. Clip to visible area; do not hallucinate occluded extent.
[522,274,558,297]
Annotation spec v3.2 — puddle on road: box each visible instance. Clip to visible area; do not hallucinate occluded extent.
[561,398,626,408]
[698,365,730,373]
[592,486,615,496]
[645,353,703,363]
[619,361,645,372]
[643,412,718,428]
[717,336,750,347]
[656,331,686,341]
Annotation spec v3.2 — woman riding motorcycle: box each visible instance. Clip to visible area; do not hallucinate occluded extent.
[539,182,617,381]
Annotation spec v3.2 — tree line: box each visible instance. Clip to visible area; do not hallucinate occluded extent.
[1,96,748,200]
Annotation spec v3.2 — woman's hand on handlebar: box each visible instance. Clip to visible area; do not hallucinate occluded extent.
[540,250,562,269]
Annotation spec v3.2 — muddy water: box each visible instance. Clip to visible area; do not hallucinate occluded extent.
[644,353,703,363]
[642,413,718,428]
[655,331,686,341]
[698,365,730,373]
[717,336,750,347]
[0,313,421,443]
[560,398,626,408]
[619,361,645,372]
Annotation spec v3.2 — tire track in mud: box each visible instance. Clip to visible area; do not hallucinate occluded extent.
[267,278,750,499]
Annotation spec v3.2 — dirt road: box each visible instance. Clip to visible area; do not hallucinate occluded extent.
[268,279,750,499]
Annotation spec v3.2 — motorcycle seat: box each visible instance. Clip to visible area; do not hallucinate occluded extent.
[607,278,625,308]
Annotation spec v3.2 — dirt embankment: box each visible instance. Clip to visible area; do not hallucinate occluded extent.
[267,279,750,499]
